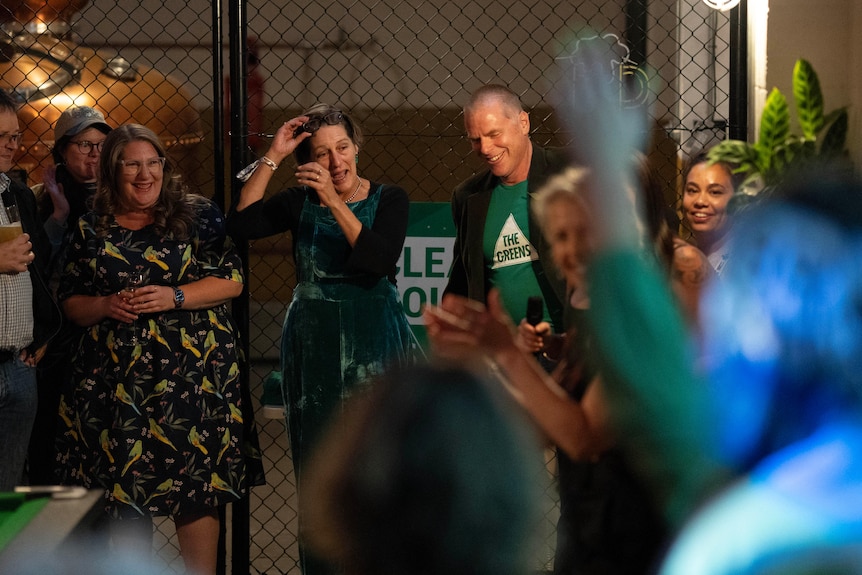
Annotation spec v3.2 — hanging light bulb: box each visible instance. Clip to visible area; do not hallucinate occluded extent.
[703,0,741,10]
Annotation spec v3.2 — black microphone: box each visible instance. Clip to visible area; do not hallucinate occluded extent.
[526,296,545,360]
[526,296,543,326]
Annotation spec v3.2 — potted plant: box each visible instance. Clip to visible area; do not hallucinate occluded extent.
[707,58,850,200]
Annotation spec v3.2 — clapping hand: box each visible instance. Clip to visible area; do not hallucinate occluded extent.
[423,290,519,363]
[43,166,70,224]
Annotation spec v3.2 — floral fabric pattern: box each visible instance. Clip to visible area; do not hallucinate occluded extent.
[56,199,263,519]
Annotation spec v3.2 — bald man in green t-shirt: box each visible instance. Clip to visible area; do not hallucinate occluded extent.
[445,84,569,344]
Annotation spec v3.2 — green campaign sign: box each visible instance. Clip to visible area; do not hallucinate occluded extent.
[396,202,455,351]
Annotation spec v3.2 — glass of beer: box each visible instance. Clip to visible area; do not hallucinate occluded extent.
[0,205,22,243]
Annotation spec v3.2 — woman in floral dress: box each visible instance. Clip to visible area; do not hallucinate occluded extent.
[56,124,263,575]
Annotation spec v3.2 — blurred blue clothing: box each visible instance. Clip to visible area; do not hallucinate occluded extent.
[587,242,862,575]
[661,421,862,575]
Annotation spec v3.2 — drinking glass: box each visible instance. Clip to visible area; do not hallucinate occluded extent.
[119,272,145,346]
[0,204,22,243]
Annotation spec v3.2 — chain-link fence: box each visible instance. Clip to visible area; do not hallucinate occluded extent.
[3,0,740,573]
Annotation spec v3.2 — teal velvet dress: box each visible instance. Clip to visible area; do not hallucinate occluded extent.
[280,185,414,474]
[226,181,413,575]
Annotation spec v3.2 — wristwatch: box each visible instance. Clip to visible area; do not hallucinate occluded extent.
[173,286,185,309]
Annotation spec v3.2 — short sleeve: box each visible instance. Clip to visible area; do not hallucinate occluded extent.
[189,199,245,285]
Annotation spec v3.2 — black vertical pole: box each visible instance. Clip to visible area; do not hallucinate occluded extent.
[227,0,251,574]
[728,0,748,140]
[212,0,225,211]
[624,0,648,67]
[211,2,227,572]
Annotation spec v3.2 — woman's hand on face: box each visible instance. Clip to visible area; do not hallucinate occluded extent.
[295,162,341,207]
[44,166,70,223]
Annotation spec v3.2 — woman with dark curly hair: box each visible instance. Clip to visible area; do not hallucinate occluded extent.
[680,151,739,274]
[56,123,264,575]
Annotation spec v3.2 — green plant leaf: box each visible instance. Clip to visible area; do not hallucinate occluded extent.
[758,88,790,171]
[706,140,760,167]
[820,108,848,156]
[822,108,844,127]
[793,59,824,139]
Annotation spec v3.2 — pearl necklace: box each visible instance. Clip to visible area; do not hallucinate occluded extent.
[344,178,362,203]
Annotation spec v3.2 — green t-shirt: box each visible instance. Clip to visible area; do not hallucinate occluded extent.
[483,181,551,325]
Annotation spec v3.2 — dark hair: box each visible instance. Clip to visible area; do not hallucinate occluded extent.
[679,150,744,242]
[636,152,676,270]
[92,124,204,240]
[293,103,363,166]
[301,362,542,575]
[682,150,743,194]
[0,89,18,114]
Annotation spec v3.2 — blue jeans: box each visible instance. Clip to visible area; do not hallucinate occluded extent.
[0,357,37,490]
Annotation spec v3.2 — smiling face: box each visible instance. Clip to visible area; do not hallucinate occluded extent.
[543,194,593,308]
[0,109,19,173]
[62,127,107,184]
[117,140,163,213]
[682,161,735,245]
[308,124,360,195]
[464,98,532,185]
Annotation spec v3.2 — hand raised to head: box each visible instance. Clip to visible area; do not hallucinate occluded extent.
[265,116,312,165]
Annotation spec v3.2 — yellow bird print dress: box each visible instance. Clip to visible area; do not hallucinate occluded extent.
[56,198,264,519]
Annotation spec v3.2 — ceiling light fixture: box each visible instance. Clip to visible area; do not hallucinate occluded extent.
[703,0,741,11]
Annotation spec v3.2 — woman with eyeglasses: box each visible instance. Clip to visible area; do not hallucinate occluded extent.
[35,106,111,258]
[227,103,414,575]
[27,106,113,486]
[54,124,264,575]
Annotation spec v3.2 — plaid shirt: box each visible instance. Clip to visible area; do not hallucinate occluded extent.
[0,173,33,351]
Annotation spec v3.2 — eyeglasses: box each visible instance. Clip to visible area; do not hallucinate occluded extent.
[294,111,344,137]
[0,132,22,146]
[69,140,105,154]
[119,157,166,176]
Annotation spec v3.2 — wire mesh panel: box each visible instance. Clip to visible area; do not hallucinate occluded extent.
[239,2,734,574]
[1,0,736,573]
